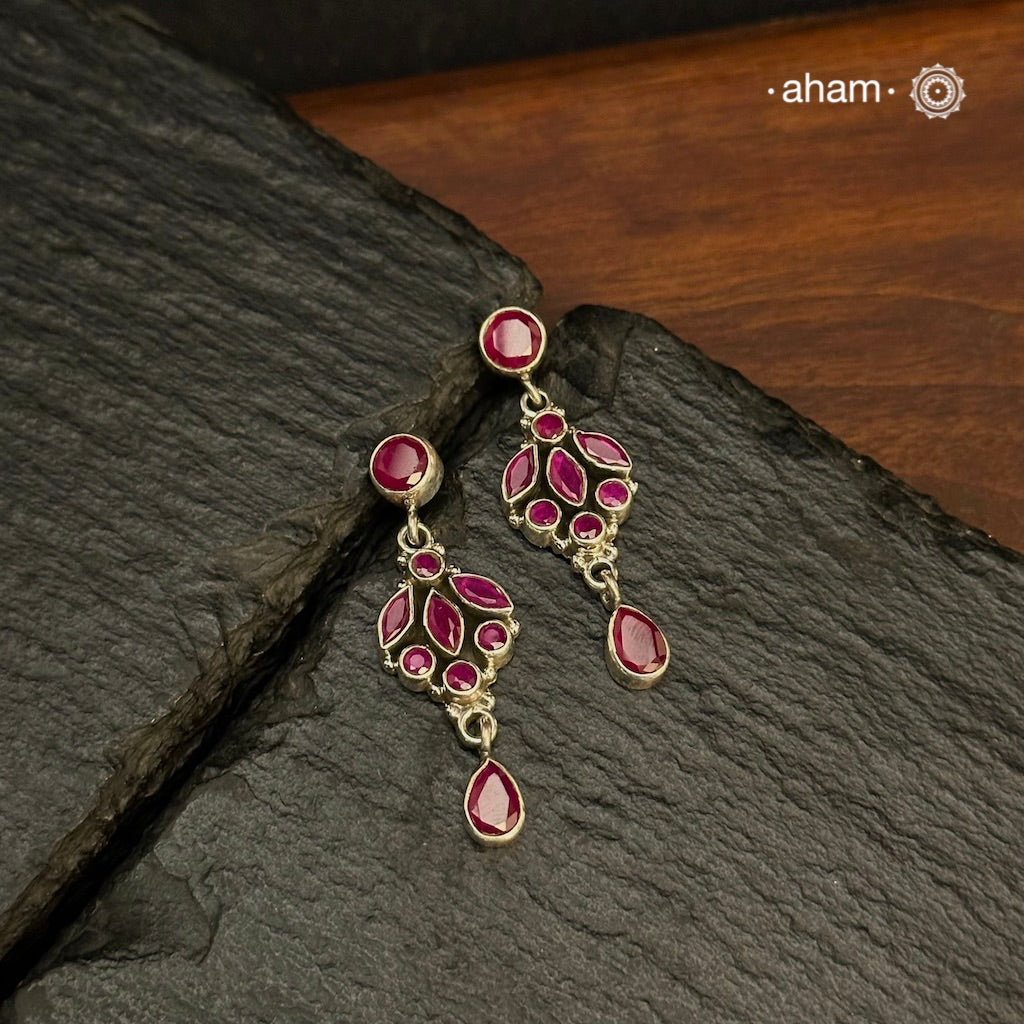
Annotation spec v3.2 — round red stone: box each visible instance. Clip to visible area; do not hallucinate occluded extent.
[533,411,566,441]
[610,606,668,676]
[526,499,559,528]
[465,760,522,838]
[410,550,442,578]
[401,646,434,677]
[443,660,480,693]
[571,512,605,543]
[476,621,509,652]
[480,308,544,372]
[597,479,630,509]
[371,434,428,493]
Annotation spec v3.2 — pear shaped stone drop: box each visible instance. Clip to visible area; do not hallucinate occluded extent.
[607,605,669,688]
[464,758,524,845]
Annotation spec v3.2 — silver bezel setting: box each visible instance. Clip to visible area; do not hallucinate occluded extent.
[463,757,526,847]
[369,433,443,507]
[478,306,547,378]
[605,604,671,690]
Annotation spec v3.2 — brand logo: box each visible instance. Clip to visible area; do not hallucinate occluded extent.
[909,65,965,119]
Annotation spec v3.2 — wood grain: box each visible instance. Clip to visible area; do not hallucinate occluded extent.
[293,0,1024,551]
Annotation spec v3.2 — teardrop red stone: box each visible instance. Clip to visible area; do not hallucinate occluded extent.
[610,606,668,676]
[465,759,523,839]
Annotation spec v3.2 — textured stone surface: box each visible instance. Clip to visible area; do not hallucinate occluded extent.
[12,307,1023,1022]
[0,0,536,983]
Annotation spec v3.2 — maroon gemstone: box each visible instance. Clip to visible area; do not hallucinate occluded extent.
[371,434,429,492]
[451,573,512,612]
[596,479,630,509]
[424,590,464,655]
[476,621,509,652]
[378,585,413,648]
[576,431,631,469]
[401,645,434,677]
[547,447,586,506]
[410,550,442,578]
[533,411,566,441]
[526,499,559,528]
[502,445,538,503]
[443,660,480,693]
[571,512,605,543]
[610,606,668,676]
[465,759,523,839]
[480,308,544,372]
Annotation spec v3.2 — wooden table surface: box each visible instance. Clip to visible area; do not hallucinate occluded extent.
[293,0,1024,551]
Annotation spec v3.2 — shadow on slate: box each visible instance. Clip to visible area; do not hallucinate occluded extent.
[0,0,538,994]
[10,306,1023,1022]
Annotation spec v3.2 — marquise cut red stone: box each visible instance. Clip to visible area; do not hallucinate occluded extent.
[610,606,668,676]
[465,759,522,838]
[451,573,512,612]
[503,445,538,502]
[424,590,463,655]
[480,309,544,371]
[371,434,429,492]
[378,585,413,648]
[576,431,631,469]
[548,447,586,506]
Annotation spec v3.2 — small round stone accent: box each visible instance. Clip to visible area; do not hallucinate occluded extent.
[443,660,480,693]
[526,499,560,528]
[533,411,566,442]
[409,550,442,578]
[571,512,606,544]
[596,479,630,510]
[400,645,434,677]
[476,621,509,653]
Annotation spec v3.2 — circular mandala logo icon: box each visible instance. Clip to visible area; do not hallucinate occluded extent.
[910,65,965,119]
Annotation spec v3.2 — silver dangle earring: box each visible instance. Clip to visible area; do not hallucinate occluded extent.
[369,433,525,845]
[478,308,670,689]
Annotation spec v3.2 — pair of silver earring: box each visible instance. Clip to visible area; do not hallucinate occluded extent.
[369,307,670,846]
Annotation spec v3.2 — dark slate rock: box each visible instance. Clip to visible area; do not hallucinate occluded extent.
[0,0,536,986]
[13,307,1023,1022]
[106,0,910,93]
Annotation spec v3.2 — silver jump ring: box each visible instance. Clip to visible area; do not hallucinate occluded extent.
[457,708,497,757]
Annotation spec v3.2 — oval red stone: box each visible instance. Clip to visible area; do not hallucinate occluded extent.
[424,590,464,655]
[476,621,509,652]
[451,573,512,612]
[465,759,523,841]
[526,499,559,528]
[370,434,429,492]
[480,308,544,372]
[377,585,413,648]
[443,660,480,693]
[571,512,605,543]
[576,431,631,470]
[502,445,538,503]
[547,447,586,506]
[609,605,668,677]
[596,479,630,509]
